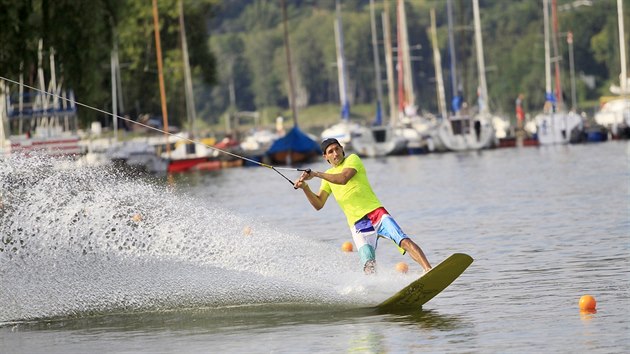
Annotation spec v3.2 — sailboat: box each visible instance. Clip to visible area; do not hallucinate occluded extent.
[436,0,494,151]
[139,0,218,174]
[351,0,407,157]
[3,40,83,157]
[533,0,583,145]
[594,0,630,139]
[320,0,362,151]
[105,25,168,171]
[266,0,320,165]
[386,0,438,154]
[162,0,221,172]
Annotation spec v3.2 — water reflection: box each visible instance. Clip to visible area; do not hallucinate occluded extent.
[378,308,468,331]
[6,304,358,332]
[6,304,469,335]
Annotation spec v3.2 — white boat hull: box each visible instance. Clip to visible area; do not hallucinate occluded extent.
[535,111,583,145]
[436,114,494,151]
[321,121,362,152]
[352,125,407,157]
[594,98,630,136]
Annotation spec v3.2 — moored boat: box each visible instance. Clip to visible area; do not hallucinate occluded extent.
[266,126,320,165]
[3,40,84,159]
[594,98,630,139]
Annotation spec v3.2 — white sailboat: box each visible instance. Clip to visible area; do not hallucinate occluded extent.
[534,0,584,145]
[321,0,362,151]
[352,0,407,157]
[594,98,630,138]
[4,41,83,157]
[594,0,629,138]
[470,0,503,146]
[437,0,494,151]
[385,0,436,154]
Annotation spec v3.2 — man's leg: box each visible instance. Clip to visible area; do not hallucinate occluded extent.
[400,238,432,272]
[375,215,432,273]
[352,219,378,275]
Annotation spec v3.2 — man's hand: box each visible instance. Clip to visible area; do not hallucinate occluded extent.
[301,170,315,181]
[293,170,314,189]
[293,179,306,190]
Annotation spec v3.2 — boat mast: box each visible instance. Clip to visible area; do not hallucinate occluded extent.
[398,0,415,113]
[151,0,170,155]
[543,0,552,107]
[446,0,457,100]
[281,0,299,127]
[567,31,577,111]
[18,65,23,134]
[334,0,350,122]
[472,0,488,114]
[110,37,119,142]
[618,0,627,94]
[382,1,397,125]
[430,8,447,118]
[0,81,6,153]
[369,0,384,125]
[37,39,48,131]
[110,18,124,144]
[396,0,404,114]
[550,0,563,108]
[179,0,197,139]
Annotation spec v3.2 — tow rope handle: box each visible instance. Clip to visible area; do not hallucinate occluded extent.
[293,168,311,190]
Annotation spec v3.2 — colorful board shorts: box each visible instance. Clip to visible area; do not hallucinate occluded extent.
[351,207,408,267]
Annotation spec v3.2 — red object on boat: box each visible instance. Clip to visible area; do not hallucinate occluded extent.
[193,160,222,171]
[167,157,211,173]
[11,137,83,156]
[215,137,240,149]
[497,137,539,148]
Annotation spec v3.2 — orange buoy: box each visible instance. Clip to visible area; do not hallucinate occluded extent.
[395,262,409,273]
[579,295,597,312]
[243,226,252,236]
[131,213,143,222]
[341,241,353,252]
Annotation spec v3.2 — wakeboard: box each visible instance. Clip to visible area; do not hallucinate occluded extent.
[376,253,473,312]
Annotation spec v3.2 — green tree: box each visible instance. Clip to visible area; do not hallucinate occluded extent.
[292,10,334,105]
[244,29,284,109]
[113,0,217,128]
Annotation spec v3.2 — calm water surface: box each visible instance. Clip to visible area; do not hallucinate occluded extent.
[1,141,628,353]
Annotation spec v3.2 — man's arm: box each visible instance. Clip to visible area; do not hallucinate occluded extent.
[296,182,329,210]
[312,168,356,185]
[293,167,355,210]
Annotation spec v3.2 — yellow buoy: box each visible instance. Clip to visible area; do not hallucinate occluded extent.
[341,241,353,252]
[243,226,253,236]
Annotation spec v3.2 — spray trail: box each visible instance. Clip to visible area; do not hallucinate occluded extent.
[1,154,396,323]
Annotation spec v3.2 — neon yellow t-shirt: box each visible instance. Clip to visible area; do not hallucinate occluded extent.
[320,154,382,227]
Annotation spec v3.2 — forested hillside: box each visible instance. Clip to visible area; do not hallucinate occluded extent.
[1,0,626,130]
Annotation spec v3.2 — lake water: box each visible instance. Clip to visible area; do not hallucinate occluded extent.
[1,141,628,353]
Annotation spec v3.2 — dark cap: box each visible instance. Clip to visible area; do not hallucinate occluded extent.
[320,138,341,153]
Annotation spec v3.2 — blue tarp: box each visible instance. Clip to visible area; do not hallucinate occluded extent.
[266,126,321,155]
